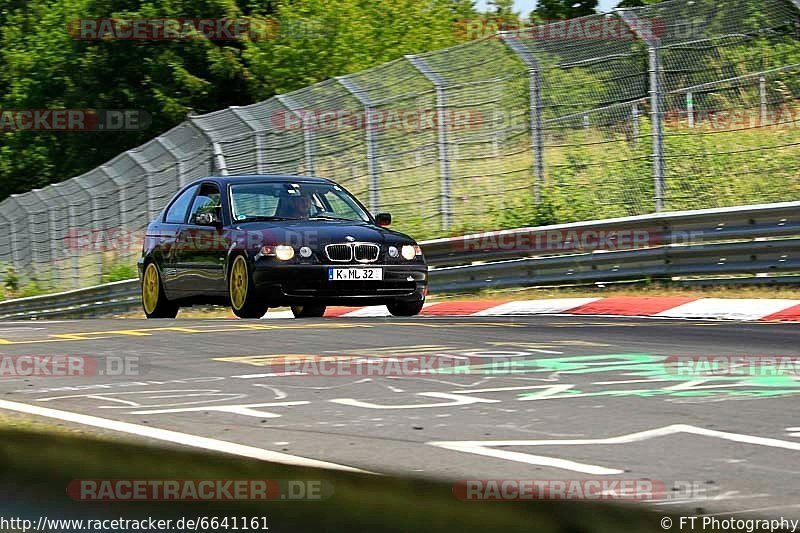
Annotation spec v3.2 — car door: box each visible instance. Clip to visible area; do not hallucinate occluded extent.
[156,184,199,295]
[175,182,227,296]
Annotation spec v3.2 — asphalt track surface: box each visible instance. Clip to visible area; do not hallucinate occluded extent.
[1,315,799,520]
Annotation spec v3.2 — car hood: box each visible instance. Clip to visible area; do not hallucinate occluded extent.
[229,219,416,247]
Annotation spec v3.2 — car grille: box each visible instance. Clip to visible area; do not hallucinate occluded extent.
[325,244,352,262]
[324,242,380,263]
[354,243,380,263]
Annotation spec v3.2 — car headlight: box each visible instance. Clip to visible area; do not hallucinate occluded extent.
[388,246,399,258]
[275,245,295,261]
[401,244,419,261]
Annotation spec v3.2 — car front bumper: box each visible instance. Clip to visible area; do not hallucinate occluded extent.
[252,263,428,306]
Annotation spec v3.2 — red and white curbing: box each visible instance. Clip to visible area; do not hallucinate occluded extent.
[263,296,800,322]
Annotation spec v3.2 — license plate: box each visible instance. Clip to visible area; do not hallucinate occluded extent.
[328,267,383,281]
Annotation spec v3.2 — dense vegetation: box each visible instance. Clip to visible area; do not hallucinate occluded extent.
[0,0,641,201]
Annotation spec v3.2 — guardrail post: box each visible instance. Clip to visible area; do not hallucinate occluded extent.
[498,32,544,204]
[336,76,380,214]
[405,55,453,230]
[618,9,665,212]
[276,94,316,175]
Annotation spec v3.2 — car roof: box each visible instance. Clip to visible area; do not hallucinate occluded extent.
[189,175,334,186]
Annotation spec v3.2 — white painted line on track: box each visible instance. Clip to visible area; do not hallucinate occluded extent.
[429,424,800,475]
[430,441,623,475]
[0,399,370,474]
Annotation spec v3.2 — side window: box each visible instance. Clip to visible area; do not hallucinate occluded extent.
[188,183,222,224]
[164,185,198,224]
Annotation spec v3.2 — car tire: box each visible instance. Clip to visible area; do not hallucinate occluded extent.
[141,262,179,319]
[291,304,327,318]
[229,254,268,319]
[386,300,424,317]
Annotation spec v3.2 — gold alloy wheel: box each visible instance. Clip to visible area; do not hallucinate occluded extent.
[230,255,248,310]
[142,263,160,315]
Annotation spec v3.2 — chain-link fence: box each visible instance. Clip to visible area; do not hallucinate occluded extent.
[1,0,799,291]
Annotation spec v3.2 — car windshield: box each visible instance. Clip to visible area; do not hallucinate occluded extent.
[229,181,370,223]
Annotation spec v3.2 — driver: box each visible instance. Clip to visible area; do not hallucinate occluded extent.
[283,193,315,218]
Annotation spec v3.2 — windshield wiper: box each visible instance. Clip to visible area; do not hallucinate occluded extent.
[308,214,358,222]
[235,215,300,222]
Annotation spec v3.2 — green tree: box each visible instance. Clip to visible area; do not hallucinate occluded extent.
[616,0,662,7]
[531,0,598,21]
[487,0,516,16]
[0,0,471,201]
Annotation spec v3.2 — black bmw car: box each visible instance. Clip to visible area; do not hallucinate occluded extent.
[138,175,428,319]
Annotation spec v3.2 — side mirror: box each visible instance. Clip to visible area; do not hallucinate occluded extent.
[195,212,220,226]
[376,213,392,227]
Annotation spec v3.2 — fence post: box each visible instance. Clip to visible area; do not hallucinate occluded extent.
[686,92,694,128]
[498,31,544,204]
[229,107,265,174]
[632,103,640,145]
[73,178,104,284]
[0,204,23,279]
[276,94,316,175]
[156,137,187,186]
[30,190,57,287]
[649,43,665,211]
[8,216,22,275]
[759,76,767,126]
[619,9,665,212]
[188,114,228,176]
[406,54,453,231]
[212,143,229,176]
[336,76,380,214]
[128,151,158,221]
[67,203,80,288]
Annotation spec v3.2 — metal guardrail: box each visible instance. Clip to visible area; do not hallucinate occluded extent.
[1,201,799,319]
[0,279,140,320]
